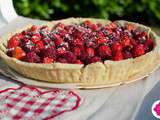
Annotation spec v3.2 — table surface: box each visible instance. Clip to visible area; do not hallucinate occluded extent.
[0,16,160,120]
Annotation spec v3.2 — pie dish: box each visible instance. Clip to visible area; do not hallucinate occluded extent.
[0,18,160,87]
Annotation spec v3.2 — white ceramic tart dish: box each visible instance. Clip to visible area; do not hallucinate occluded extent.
[0,18,160,88]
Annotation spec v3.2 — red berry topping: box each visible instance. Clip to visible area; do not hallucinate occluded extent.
[7,36,20,49]
[113,51,123,61]
[25,52,40,63]
[12,47,26,60]
[86,47,95,58]
[6,20,154,65]
[43,57,54,63]
[97,45,112,59]
[111,42,122,52]
[133,44,145,57]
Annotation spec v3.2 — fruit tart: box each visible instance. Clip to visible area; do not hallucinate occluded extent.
[0,18,160,88]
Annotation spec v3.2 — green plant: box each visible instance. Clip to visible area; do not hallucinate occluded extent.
[13,0,160,26]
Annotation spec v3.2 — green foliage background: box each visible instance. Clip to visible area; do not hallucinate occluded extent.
[13,0,160,26]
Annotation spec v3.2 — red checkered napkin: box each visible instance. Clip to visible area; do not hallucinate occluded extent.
[0,85,81,120]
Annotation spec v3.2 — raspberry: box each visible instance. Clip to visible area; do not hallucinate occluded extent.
[75,60,83,64]
[111,42,122,52]
[25,52,40,63]
[42,47,56,59]
[54,39,63,46]
[71,39,83,47]
[121,36,131,47]
[57,58,68,63]
[113,51,123,61]
[72,47,81,57]
[43,57,54,63]
[86,47,95,58]
[133,44,145,57]
[31,34,41,43]
[87,56,102,64]
[62,51,76,63]
[95,38,106,46]
[97,45,112,58]
[56,47,66,56]
[35,40,44,50]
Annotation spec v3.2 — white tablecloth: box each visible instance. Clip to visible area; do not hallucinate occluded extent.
[0,16,159,120]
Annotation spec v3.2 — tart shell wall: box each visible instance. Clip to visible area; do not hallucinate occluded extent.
[0,18,160,87]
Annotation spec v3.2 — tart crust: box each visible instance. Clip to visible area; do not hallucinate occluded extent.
[0,18,160,87]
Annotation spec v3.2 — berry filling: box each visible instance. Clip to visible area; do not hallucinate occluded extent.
[6,21,154,65]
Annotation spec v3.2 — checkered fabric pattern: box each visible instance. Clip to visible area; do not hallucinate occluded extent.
[0,85,81,120]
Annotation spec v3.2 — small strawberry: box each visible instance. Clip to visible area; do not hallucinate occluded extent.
[7,36,20,49]
[133,44,145,57]
[111,42,122,52]
[86,47,95,58]
[113,51,123,61]
[43,57,54,63]
[12,47,26,60]
[97,45,112,58]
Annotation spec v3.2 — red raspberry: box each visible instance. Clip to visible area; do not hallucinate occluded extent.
[31,33,41,43]
[7,36,20,49]
[75,60,83,64]
[133,44,145,57]
[111,42,122,52]
[42,47,56,59]
[97,45,112,58]
[56,47,66,56]
[72,47,81,57]
[85,41,97,48]
[96,38,106,46]
[25,52,40,63]
[113,51,123,61]
[71,39,83,47]
[54,39,63,46]
[62,51,76,63]
[43,57,54,63]
[57,58,68,63]
[121,36,131,47]
[35,40,44,50]
[87,56,102,64]
[86,47,95,58]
